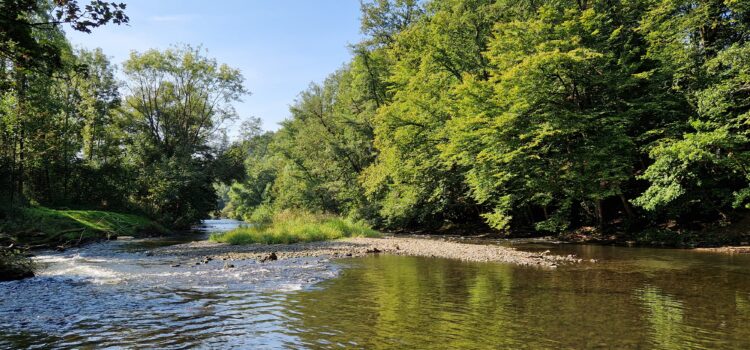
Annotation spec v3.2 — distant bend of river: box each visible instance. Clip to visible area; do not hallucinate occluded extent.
[2,219,750,349]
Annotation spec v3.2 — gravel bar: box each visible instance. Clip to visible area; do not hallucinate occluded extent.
[153,236,581,268]
[694,246,750,254]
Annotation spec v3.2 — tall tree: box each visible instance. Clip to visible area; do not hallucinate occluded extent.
[444,1,656,231]
[120,45,247,227]
[361,0,503,228]
[0,0,128,207]
[634,0,750,223]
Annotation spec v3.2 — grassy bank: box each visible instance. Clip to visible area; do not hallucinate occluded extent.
[1,206,166,247]
[0,206,165,281]
[210,211,381,245]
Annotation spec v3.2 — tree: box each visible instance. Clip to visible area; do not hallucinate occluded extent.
[634,0,750,224]
[221,0,750,238]
[361,0,504,228]
[222,131,277,220]
[122,44,247,158]
[0,0,128,68]
[360,0,423,48]
[120,44,248,227]
[0,0,128,208]
[445,2,650,231]
[269,66,379,220]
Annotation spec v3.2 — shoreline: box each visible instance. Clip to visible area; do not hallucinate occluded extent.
[152,236,583,268]
[693,246,750,254]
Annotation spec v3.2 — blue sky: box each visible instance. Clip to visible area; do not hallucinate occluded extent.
[66,0,364,133]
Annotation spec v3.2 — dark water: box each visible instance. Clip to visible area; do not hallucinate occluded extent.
[2,223,750,349]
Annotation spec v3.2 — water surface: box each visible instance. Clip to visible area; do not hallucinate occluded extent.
[1,223,749,349]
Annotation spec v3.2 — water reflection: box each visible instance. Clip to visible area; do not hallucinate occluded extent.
[637,286,691,350]
[2,230,750,349]
[283,251,750,349]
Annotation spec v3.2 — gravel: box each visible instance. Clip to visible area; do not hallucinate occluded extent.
[153,236,581,268]
[694,246,750,254]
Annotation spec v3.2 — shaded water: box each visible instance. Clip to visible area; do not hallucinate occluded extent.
[2,223,750,349]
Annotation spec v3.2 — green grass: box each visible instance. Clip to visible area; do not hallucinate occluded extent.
[210,211,381,245]
[0,206,166,280]
[2,206,166,245]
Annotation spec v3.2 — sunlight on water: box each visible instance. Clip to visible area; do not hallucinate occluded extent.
[2,222,750,349]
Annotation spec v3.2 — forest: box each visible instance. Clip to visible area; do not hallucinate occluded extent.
[0,0,246,232]
[3,1,750,347]
[2,0,750,243]
[220,0,750,242]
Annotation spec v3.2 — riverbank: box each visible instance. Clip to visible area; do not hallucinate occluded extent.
[5,220,750,349]
[154,236,582,268]
[1,206,165,248]
[694,246,750,254]
[1,206,165,281]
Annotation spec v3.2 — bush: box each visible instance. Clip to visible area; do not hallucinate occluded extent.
[210,210,381,245]
[246,204,274,225]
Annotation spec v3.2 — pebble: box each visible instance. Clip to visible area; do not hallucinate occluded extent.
[153,237,583,268]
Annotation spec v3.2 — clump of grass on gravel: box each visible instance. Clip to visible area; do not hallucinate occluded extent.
[210,210,381,245]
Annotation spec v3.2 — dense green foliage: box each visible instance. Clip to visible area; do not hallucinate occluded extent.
[118,45,247,227]
[222,0,750,236]
[0,2,247,229]
[209,211,380,245]
[1,206,164,244]
[4,0,750,240]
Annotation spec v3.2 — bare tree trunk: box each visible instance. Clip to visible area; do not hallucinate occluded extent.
[619,194,634,219]
[596,200,604,228]
[18,127,24,202]
[14,66,26,206]
[9,129,16,207]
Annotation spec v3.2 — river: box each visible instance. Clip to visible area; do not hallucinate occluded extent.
[1,220,750,349]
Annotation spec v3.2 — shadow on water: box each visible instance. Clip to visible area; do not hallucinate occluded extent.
[2,224,750,349]
[280,248,750,349]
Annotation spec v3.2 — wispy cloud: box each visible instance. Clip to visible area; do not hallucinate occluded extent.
[149,14,195,23]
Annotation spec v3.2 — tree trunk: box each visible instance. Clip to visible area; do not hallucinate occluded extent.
[619,194,635,219]
[596,200,604,228]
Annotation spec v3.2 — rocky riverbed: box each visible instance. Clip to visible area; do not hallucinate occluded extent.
[153,236,582,268]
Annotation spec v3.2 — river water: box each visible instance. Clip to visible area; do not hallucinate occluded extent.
[2,220,750,349]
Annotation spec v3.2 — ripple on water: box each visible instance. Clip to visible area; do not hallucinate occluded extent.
[0,222,341,349]
[4,221,750,349]
[1,266,334,348]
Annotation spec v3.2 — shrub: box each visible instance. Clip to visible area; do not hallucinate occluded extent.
[210,210,381,245]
